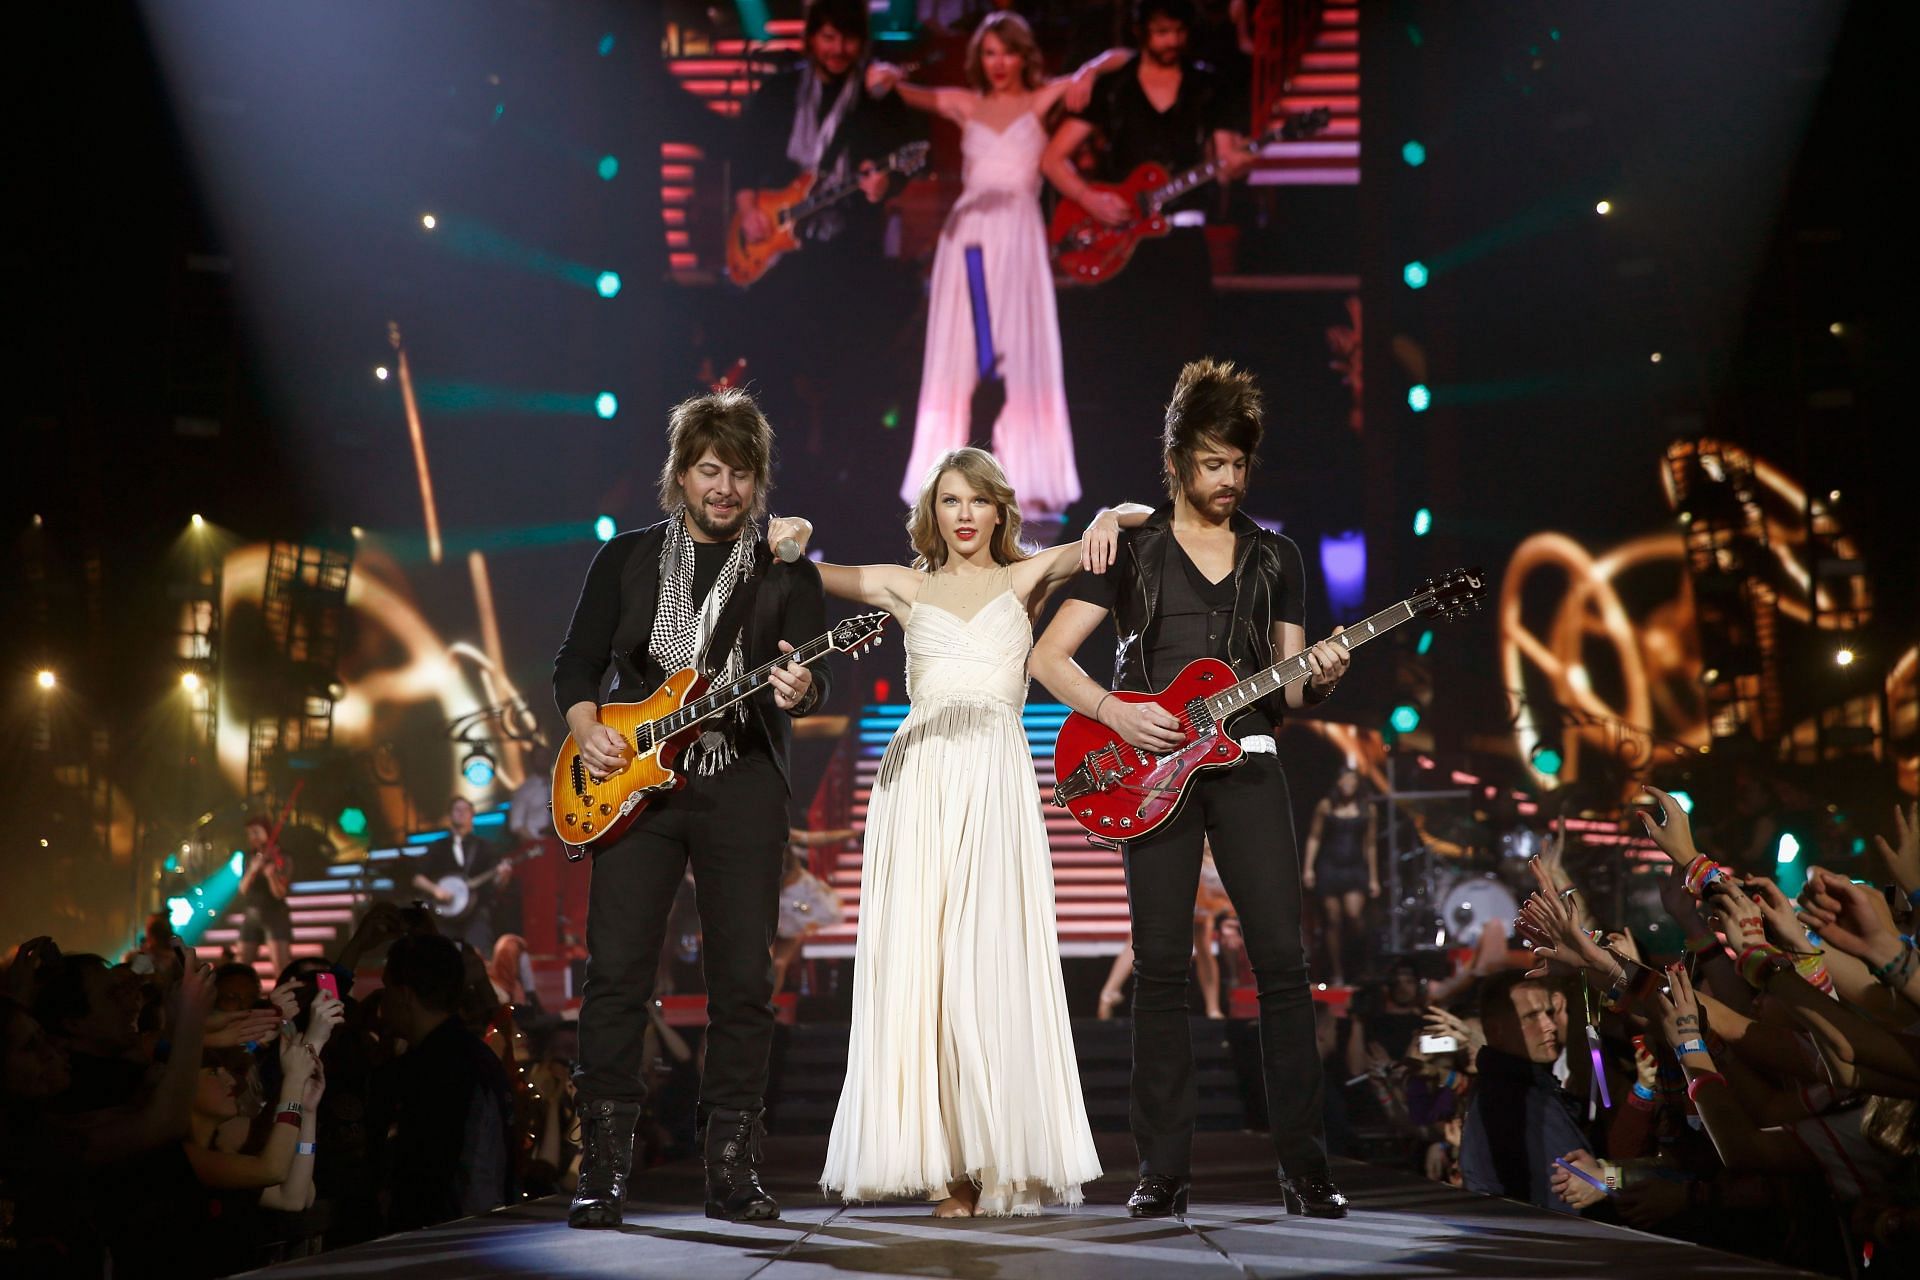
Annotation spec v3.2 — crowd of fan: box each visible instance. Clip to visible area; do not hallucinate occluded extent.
[0,903,583,1278]
[1337,790,1920,1274]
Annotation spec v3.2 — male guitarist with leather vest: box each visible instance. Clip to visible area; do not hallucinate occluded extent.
[552,388,828,1229]
[1042,0,1254,408]
[1031,358,1353,1222]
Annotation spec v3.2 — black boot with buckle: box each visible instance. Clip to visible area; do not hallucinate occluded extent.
[1127,1174,1191,1218]
[703,1106,780,1221]
[569,1098,641,1229]
[1278,1172,1350,1219]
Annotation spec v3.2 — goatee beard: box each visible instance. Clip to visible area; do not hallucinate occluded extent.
[689,503,748,541]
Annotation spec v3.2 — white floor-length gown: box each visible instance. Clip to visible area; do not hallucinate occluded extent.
[821,566,1100,1215]
[899,113,1081,513]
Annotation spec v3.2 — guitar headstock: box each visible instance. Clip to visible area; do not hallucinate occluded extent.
[1412,567,1487,621]
[894,140,932,177]
[831,611,890,660]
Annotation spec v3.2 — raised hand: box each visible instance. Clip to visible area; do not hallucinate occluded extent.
[1650,962,1703,1049]
[1634,786,1702,869]
[1537,814,1569,886]
[300,1058,327,1111]
[864,61,902,97]
[1424,1006,1485,1058]
[204,1007,284,1050]
[1740,875,1807,948]
[1798,866,1902,963]
[1517,856,1615,980]
[279,1032,319,1086]
[1873,802,1919,894]
[1701,880,1769,952]
[1632,1036,1660,1090]
[306,990,345,1051]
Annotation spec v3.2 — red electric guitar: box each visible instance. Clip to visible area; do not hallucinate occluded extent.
[1049,106,1329,285]
[1051,568,1486,842]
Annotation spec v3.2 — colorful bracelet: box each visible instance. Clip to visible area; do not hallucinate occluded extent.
[1682,857,1728,898]
[1736,944,1788,988]
[1685,1071,1727,1102]
[1675,1038,1709,1058]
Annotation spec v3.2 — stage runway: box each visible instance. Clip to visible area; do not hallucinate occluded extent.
[250,1133,1814,1279]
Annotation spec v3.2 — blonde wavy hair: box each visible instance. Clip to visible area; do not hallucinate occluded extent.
[905,447,1031,571]
[966,12,1046,92]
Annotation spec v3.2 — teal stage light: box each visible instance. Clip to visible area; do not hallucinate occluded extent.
[595,392,618,420]
[594,515,617,542]
[1390,704,1422,734]
[167,896,195,929]
[1402,140,1426,167]
[1416,628,1434,655]
[597,154,619,181]
[1412,507,1433,537]
[338,807,368,836]
[1669,790,1695,814]
[1530,744,1564,776]
[463,749,497,788]
[1776,832,1801,866]
[597,33,615,56]
[1408,384,1432,412]
[596,271,622,298]
[1403,260,1429,289]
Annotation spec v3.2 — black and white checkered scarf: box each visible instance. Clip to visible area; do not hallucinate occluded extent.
[649,514,756,775]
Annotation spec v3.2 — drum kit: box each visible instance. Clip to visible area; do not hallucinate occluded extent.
[1379,761,1550,953]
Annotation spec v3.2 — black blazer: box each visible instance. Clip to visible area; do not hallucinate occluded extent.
[552,519,831,792]
[414,831,500,887]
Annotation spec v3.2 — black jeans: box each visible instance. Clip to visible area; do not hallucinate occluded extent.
[1122,751,1329,1181]
[573,752,788,1110]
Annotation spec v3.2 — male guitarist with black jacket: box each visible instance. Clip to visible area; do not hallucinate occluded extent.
[1031,358,1353,1222]
[729,0,922,487]
[552,388,829,1229]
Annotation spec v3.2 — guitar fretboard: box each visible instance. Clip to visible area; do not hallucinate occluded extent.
[645,632,838,744]
[1202,599,1417,721]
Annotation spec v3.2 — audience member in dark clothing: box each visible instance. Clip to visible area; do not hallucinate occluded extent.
[1458,970,1585,1214]
[378,934,517,1231]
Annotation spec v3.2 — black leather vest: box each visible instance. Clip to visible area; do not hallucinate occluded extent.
[1109,509,1290,723]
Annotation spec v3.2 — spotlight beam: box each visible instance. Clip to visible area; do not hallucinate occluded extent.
[387,322,444,566]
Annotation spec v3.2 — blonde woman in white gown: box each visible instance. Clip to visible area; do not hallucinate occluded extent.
[868,16,1131,519]
[770,448,1149,1216]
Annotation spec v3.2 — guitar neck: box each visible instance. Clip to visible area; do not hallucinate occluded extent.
[1148,125,1284,208]
[651,632,840,738]
[1203,598,1418,721]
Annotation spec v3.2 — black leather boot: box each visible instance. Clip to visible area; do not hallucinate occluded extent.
[568,1098,641,1228]
[1278,1173,1350,1219]
[1127,1174,1191,1218]
[703,1106,780,1221]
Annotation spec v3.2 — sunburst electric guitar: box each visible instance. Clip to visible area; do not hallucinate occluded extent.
[1051,568,1486,844]
[724,141,931,288]
[551,612,888,858]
